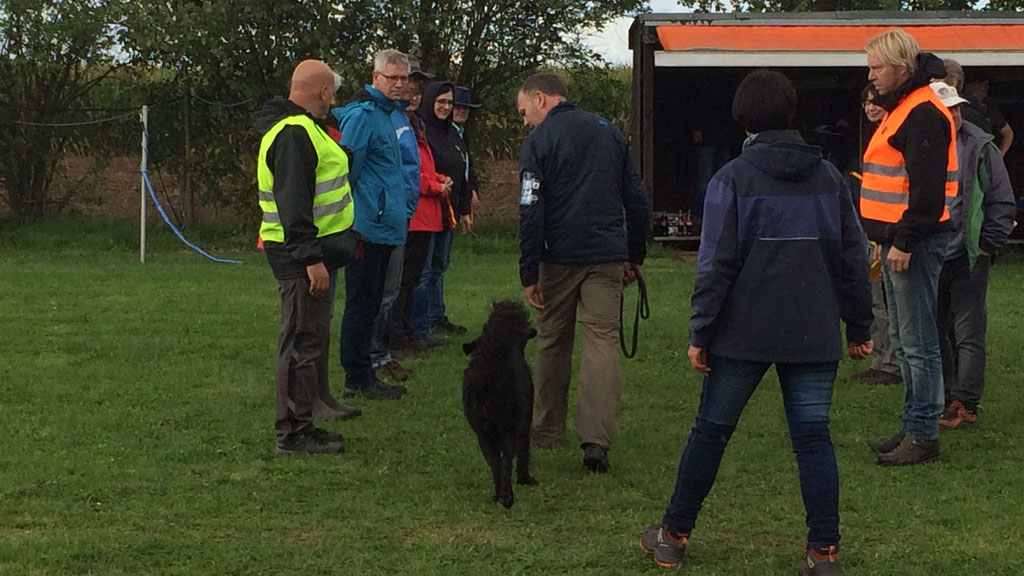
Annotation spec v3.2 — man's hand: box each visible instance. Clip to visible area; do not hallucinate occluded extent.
[524,284,545,311]
[847,340,874,359]
[623,262,642,285]
[460,214,473,235]
[688,345,710,375]
[871,242,882,263]
[440,176,453,197]
[306,262,329,296]
[887,246,912,272]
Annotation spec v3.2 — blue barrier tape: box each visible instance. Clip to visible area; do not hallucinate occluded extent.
[141,167,243,264]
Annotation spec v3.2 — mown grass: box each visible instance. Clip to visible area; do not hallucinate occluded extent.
[1,220,1023,575]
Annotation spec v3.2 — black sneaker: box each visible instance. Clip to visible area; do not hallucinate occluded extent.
[868,429,905,455]
[639,524,687,568]
[582,443,609,473]
[877,435,939,466]
[276,429,344,455]
[343,378,406,400]
[798,546,844,575]
[433,317,468,335]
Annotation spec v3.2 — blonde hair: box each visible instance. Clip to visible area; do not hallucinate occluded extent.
[865,29,919,75]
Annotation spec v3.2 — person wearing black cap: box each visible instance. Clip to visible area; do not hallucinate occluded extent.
[962,70,1014,157]
[452,85,481,235]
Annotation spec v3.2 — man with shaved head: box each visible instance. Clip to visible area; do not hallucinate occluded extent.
[254,59,359,455]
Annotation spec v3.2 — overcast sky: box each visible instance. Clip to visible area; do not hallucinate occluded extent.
[584,0,686,65]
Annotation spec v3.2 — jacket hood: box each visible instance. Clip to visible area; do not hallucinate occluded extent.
[960,118,994,146]
[417,80,455,131]
[880,52,947,111]
[252,98,309,138]
[740,130,823,182]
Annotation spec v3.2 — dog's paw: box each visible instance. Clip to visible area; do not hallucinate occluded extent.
[517,474,538,486]
[496,489,515,509]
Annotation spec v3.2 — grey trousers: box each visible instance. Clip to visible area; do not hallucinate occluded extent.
[532,262,624,450]
[869,276,901,375]
[938,253,991,410]
[275,276,332,444]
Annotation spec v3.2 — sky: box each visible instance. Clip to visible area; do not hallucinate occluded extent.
[584,0,686,65]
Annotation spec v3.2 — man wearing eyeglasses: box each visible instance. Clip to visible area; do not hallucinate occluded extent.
[332,49,413,400]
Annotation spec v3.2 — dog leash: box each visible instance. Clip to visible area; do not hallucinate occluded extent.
[620,274,649,359]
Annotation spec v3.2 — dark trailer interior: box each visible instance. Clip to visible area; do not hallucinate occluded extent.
[629,12,1024,240]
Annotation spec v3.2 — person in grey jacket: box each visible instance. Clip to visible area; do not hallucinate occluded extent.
[929,80,1016,429]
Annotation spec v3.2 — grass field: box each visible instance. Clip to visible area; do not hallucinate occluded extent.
[2,221,1023,575]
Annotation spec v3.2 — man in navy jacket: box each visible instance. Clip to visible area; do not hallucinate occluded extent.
[516,73,649,473]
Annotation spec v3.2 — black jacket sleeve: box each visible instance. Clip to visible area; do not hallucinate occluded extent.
[518,136,545,286]
[888,102,952,253]
[620,146,650,265]
[270,125,322,265]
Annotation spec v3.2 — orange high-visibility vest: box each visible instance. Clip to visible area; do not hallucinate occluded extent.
[860,85,958,224]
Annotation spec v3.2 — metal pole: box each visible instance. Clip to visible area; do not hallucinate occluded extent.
[140,105,148,264]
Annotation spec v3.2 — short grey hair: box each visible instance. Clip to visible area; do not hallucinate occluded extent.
[373,49,410,73]
[942,59,964,94]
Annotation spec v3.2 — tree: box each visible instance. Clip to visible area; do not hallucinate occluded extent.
[0,0,126,219]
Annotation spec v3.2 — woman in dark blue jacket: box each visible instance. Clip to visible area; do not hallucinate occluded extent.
[639,70,874,576]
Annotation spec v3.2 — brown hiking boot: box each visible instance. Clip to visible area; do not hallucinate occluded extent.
[376,360,410,382]
[877,435,939,466]
[868,429,905,455]
[939,400,978,430]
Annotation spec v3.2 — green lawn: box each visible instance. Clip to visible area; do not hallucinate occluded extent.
[2,221,1023,575]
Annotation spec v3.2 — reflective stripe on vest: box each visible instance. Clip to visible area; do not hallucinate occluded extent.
[257,114,354,243]
[860,85,958,224]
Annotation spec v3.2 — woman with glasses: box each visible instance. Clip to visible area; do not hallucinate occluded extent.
[411,81,471,345]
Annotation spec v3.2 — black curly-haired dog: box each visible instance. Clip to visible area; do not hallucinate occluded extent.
[462,300,538,509]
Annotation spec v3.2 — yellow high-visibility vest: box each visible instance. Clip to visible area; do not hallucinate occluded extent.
[257,114,353,243]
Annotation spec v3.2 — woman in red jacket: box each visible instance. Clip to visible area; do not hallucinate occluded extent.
[390,81,453,356]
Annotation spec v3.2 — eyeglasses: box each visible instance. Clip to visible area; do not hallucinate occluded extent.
[377,72,408,83]
[863,100,877,108]
[435,98,454,107]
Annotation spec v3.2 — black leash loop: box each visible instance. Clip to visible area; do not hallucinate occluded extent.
[620,274,649,359]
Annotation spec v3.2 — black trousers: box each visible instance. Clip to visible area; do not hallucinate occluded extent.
[390,231,433,349]
[276,276,332,444]
[937,253,991,410]
[340,240,395,389]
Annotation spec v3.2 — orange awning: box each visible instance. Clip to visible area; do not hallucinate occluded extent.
[657,25,1024,52]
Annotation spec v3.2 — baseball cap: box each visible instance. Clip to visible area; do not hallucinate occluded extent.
[930,81,968,108]
[407,55,434,81]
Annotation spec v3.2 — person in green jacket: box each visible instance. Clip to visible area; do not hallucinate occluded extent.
[930,76,1016,430]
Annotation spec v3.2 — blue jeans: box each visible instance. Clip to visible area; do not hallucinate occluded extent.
[662,355,841,550]
[412,229,453,335]
[881,232,949,440]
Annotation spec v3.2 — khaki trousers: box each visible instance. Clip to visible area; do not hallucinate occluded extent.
[532,262,623,449]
